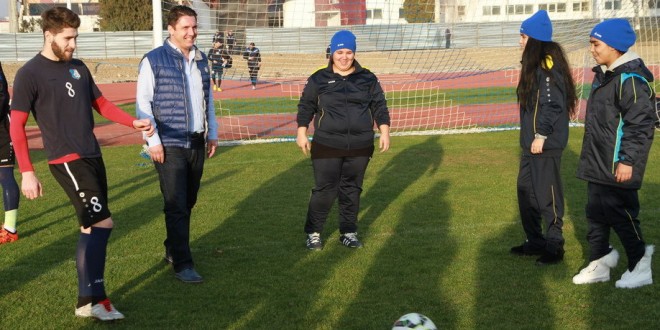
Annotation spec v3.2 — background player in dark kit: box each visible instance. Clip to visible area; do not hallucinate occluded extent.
[243,42,261,89]
[208,40,231,91]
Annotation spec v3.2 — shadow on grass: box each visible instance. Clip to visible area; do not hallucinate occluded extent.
[72,152,242,329]
[94,155,316,328]
[101,137,449,328]
[0,163,160,301]
[334,136,456,328]
[474,148,574,328]
[565,134,660,328]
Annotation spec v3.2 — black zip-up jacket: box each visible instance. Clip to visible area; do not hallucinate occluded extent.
[577,53,656,189]
[297,60,390,150]
[519,55,569,157]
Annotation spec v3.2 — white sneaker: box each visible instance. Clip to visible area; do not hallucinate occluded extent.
[616,245,654,289]
[91,299,125,321]
[573,249,619,284]
[75,303,92,318]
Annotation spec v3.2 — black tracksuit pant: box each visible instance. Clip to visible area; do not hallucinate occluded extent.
[517,154,565,254]
[585,182,646,270]
[304,156,370,234]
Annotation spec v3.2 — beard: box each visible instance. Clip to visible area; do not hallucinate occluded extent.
[51,41,73,61]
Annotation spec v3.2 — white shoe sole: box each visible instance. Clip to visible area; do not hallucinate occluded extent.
[615,278,653,289]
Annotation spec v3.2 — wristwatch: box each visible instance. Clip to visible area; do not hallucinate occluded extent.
[534,133,547,140]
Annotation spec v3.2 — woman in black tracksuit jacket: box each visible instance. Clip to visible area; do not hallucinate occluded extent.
[296,30,390,250]
[511,10,578,265]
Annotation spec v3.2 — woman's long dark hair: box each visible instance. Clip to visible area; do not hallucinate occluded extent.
[517,37,578,118]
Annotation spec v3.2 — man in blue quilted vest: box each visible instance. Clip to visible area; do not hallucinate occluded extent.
[136,5,218,284]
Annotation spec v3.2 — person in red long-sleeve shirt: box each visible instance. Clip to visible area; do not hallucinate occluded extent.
[9,7,153,321]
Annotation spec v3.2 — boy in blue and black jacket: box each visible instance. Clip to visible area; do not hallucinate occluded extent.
[573,19,656,289]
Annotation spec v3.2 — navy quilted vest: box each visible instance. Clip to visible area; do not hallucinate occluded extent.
[145,43,210,148]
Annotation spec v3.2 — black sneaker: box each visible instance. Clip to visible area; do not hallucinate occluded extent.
[536,250,564,266]
[510,244,544,256]
[339,232,363,248]
[306,232,323,250]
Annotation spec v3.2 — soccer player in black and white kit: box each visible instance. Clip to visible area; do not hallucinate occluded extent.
[9,7,153,321]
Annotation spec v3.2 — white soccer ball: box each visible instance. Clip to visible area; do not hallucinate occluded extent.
[392,313,438,330]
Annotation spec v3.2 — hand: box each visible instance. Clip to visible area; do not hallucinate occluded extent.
[531,138,545,154]
[149,144,165,164]
[615,163,633,183]
[296,134,311,156]
[379,133,390,152]
[133,119,155,137]
[21,171,43,200]
[207,139,218,158]
[379,125,390,153]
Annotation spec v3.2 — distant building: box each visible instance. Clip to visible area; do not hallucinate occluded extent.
[0,18,8,33]
[20,0,100,32]
[280,0,659,28]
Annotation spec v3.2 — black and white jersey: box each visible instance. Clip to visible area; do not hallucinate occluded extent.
[12,53,102,161]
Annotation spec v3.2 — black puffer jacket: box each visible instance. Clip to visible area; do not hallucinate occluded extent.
[519,56,570,157]
[297,60,390,150]
[577,53,656,189]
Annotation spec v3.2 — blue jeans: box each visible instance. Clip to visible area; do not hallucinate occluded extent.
[154,144,205,272]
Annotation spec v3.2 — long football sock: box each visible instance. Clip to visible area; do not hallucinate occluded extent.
[0,167,19,232]
[76,232,92,308]
[88,227,112,304]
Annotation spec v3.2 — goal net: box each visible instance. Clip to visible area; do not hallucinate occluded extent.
[165,0,660,142]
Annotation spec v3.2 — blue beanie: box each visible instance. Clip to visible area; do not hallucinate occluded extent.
[520,10,552,42]
[330,30,356,54]
[590,19,636,52]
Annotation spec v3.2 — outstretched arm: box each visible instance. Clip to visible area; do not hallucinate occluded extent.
[93,96,154,136]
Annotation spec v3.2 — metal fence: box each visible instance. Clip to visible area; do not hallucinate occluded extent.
[0,23,529,62]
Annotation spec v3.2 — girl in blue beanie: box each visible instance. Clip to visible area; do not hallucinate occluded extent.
[296,30,391,250]
[573,19,656,288]
[510,10,578,266]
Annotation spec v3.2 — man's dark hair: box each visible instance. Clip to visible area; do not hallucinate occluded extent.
[167,5,197,27]
[41,7,80,34]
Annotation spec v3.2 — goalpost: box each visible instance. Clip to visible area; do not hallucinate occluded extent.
[157,0,660,142]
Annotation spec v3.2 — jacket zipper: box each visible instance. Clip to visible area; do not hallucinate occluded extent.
[317,96,324,128]
[343,77,350,149]
[532,89,539,134]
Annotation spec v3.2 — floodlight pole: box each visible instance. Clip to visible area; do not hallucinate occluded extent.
[152,0,163,49]
[9,0,17,32]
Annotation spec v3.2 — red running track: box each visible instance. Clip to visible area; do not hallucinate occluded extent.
[14,69,593,148]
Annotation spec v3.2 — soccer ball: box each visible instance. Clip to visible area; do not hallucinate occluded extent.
[392,313,437,330]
